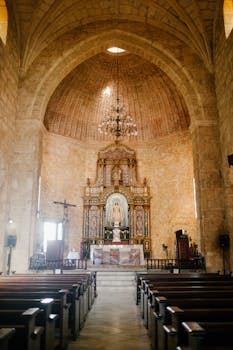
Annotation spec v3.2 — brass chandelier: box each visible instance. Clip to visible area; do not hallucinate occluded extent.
[98,50,138,139]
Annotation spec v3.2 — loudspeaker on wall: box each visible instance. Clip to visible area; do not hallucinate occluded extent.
[219,234,230,248]
[7,235,17,247]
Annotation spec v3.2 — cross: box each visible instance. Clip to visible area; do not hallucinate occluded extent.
[53,199,76,221]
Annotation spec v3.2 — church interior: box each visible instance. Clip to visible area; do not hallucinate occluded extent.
[0,1,233,348]
[1,0,232,274]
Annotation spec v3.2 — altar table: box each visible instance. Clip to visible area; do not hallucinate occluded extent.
[90,244,144,265]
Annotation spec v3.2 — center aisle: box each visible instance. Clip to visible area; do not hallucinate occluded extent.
[68,272,151,350]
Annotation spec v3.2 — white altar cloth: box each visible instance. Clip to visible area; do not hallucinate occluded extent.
[90,244,144,265]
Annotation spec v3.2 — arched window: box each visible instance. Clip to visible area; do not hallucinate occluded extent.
[224,0,233,38]
[0,0,8,44]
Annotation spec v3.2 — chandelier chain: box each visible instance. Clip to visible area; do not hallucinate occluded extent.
[98,50,138,140]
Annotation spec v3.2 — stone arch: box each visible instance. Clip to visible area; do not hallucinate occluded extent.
[18,28,207,132]
[101,186,133,205]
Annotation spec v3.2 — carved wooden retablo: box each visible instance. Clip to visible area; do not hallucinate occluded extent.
[81,142,151,259]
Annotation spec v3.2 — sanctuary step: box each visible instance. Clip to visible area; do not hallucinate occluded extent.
[96,271,137,287]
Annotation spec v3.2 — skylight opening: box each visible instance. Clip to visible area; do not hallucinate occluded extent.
[107,47,126,54]
[103,86,111,96]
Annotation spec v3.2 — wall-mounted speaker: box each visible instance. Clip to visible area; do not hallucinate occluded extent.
[7,235,17,247]
[219,234,230,248]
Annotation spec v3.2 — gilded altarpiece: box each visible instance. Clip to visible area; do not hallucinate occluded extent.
[81,143,151,259]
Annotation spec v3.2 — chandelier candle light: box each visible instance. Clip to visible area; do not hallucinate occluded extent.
[98,48,138,139]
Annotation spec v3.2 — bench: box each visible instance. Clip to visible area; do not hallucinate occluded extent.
[0,298,58,350]
[0,328,15,350]
[164,307,233,350]
[138,273,232,315]
[0,280,85,339]
[143,280,233,329]
[135,272,223,305]
[0,289,69,350]
[153,296,233,350]
[0,308,44,350]
[179,321,233,350]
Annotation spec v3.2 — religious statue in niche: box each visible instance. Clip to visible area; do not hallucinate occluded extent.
[108,202,124,227]
[106,193,128,228]
[111,165,122,186]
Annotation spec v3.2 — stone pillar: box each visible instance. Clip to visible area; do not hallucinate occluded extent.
[7,120,44,272]
[191,122,225,271]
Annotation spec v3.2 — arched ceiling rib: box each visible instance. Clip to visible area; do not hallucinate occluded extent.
[44,52,190,143]
[12,0,216,71]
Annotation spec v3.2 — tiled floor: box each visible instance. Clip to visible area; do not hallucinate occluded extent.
[68,286,151,350]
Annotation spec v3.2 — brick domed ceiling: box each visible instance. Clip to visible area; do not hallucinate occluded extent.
[44,52,190,142]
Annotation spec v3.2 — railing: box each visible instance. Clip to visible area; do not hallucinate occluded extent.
[29,258,88,271]
[146,257,206,271]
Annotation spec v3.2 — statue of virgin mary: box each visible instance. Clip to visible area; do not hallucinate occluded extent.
[108,201,124,227]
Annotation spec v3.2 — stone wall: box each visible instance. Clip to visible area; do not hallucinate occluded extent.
[40,130,197,259]
[0,5,19,272]
[214,5,233,272]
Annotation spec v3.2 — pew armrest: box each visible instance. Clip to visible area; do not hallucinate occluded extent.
[182,322,205,336]
[31,326,44,339]
[167,306,184,314]
[0,328,15,340]
[22,307,41,318]
[163,324,177,335]
[49,313,59,322]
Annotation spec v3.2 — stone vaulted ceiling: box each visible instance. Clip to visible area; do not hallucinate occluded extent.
[44,52,190,142]
[12,0,218,142]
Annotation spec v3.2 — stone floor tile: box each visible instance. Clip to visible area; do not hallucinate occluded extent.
[68,285,151,350]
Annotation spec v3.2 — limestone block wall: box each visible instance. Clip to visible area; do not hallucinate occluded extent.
[40,130,196,259]
[214,7,233,271]
[135,131,197,259]
[0,6,19,272]
[40,133,92,256]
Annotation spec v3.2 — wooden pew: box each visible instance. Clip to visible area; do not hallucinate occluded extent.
[0,289,69,350]
[0,281,82,340]
[153,296,233,350]
[10,271,97,305]
[149,289,233,350]
[0,308,44,350]
[0,298,58,350]
[1,271,97,323]
[135,272,223,305]
[138,273,232,318]
[0,272,97,342]
[179,321,233,350]
[0,328,15,350]
[143,280,233,329]
[164,307,233,350]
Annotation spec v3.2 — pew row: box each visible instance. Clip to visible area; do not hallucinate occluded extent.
[0,328,15,350]
[178,321,233,350]
[0,308,44,350]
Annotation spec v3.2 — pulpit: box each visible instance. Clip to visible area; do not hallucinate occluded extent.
[81,142,151,260]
